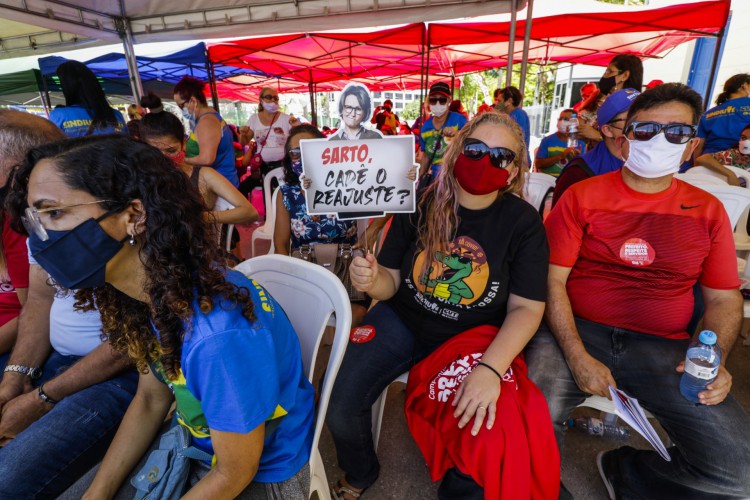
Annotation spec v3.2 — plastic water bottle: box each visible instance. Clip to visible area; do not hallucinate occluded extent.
[567,112,579,149]
[566,416,630,440]
[680,330,721,403]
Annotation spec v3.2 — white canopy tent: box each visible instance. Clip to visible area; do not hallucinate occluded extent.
[0,0,522,57]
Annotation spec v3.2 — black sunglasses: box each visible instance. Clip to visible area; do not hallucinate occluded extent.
[289,147,301,158]
[625,121,697,145]
[429,97,449,105]
[462,138,516,169]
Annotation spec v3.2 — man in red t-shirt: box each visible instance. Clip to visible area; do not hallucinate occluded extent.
[527,83,750,499]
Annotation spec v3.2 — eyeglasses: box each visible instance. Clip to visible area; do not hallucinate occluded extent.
[429,97,449,105]
[625,121,697,145]
[175,98,190,110]
[261,94,280,102]
[289,147,301,159]
[21,200,114,241]
[343,105,363,115]
[462,139,516,169]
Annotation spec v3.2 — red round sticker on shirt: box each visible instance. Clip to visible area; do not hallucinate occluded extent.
[350,325,376,343]
[619,238,656,267]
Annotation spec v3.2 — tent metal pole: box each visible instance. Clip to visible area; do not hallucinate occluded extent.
[519,0,534,96]
[423,28,432,122]
[205,56,220,110]
[704,25,726,110]
[505,0,518,88]
[38,91,50,117]
[308,71,317,127]
[115,17,143,102]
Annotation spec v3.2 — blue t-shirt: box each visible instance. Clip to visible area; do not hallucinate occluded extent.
[190,111,240,187]
[510,107,531,165]
[420,112,468,176]
[535,133,586,176]
[159,270,314,483]
[49,104,127,138]
[281,182,357,248]
[697,97,750,154]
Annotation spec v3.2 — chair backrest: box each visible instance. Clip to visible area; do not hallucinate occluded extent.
[263,167,285,224]
[233,254,352,450]
[524,172,557,212]
[212,196,235,252]
[687,166,729,182]
[675,172,727,186]
[691,184,750,228]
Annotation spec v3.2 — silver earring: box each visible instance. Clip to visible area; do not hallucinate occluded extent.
[128,233,136,246]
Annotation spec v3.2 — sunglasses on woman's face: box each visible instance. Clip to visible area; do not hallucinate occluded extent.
[289,147,301,159]
[625,121,697,145]
[429,97,449,105]
[462,138,516,169]
[261,94,280,102]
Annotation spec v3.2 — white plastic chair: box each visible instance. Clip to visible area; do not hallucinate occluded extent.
[674,172,727,187]
[250,187,280,257]
[688,165,750,187]
[371,371,408,452]
[524,172,557,213]
[690,184,750,229]
[250,167,284,256]
[212,196,235,252]
[234,254,352,500]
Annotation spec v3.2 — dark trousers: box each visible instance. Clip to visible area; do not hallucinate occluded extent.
[326,302,483,497]
[525,318,750,499]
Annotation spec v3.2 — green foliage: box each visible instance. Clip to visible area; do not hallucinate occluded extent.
[455,64,557,112]
[401,99,422,120]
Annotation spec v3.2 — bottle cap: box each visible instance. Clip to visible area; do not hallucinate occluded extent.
[698,330,717,345]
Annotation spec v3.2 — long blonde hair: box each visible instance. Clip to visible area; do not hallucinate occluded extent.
[417,111,527,277]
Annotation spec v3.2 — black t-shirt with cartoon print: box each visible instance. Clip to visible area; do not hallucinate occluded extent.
[378,193,549,348]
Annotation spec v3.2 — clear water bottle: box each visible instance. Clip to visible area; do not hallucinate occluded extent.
[680,330,721,403]
[567,112,579,149]
[566,416,630,440]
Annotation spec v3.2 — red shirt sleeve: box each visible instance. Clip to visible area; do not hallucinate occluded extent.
[3,217,29,290]
[544,189,583,268]
[698,204,742,290]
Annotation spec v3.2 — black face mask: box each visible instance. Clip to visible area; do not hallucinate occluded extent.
[598,74,618,96]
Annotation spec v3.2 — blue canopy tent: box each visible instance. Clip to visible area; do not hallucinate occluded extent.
[38,42,261,107]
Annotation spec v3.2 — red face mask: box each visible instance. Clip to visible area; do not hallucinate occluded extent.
[453,152,511,195]
[167,150,186,166]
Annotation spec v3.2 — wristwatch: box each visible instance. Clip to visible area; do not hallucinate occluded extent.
[4,364,43,381]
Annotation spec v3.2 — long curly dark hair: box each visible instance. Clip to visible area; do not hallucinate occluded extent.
[5,135,255,379]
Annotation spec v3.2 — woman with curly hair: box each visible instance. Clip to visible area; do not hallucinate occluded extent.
[327,112,558,499]
[6,135,314,499]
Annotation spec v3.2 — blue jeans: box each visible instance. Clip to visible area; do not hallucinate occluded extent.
[525,319,750,499]
[0,350,138,499]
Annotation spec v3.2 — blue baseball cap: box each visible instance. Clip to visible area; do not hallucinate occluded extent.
[597,88,640,127]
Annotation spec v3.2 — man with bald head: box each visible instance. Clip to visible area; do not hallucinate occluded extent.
[0,109,138,498]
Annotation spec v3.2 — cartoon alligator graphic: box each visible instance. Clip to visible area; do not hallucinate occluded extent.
[419,251,475,304]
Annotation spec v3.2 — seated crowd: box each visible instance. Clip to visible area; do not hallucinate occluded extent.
[0,56,749,500]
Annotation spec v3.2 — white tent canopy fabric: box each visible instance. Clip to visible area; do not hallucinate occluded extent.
[0,0,520,59]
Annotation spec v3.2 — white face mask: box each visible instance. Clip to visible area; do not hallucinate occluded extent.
[740,139,750,155]
[623,133,687,179]
[263,101,279,113]
[557,119,570,134]
[431,103,448,117]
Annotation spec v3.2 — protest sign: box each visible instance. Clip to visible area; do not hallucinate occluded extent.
[300,135,417,219]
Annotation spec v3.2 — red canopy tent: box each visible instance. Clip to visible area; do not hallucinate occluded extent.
[208,23,429,93]
[208,0,729,98]
[427,0,730,73]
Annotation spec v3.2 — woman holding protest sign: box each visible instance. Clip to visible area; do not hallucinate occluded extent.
[327,112,558,500]
[273,124,367,326]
